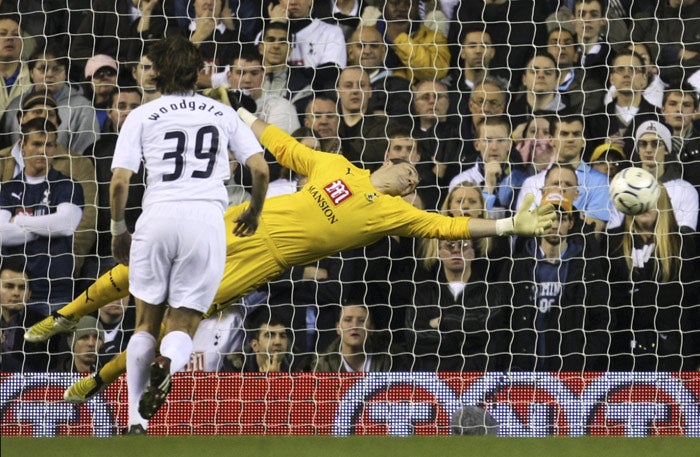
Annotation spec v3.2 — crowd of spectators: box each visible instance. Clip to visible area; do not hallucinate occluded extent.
[1,0,699,374]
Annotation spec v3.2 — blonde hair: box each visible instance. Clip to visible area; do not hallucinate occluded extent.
[621,184,681,282]
[420,181,491,270]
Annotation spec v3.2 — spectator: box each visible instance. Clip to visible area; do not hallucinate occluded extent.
[606,184,699,371]
[69,0,180,81]
[453,24,495,96]
[500,192,609,371]
[0,256,58,372]
[51,315,105,372]
[227,45,301,134]
[457,76,509,169]
[130,48,161,104]
[440,181,511,282]
[302,94,342,153]
[98,296,134,362]
[386,122,439,210]
[265,0,347,69]
[661,83,700,158]
[605,41,667,110]
[312,0,369,39]
[187,0,240,86]
[509,51,567,130]
[604,49,660,155]
[315,304,399,372]
[546,25,605,117]
[336,66,390,169]
[175,0,264,42]
[240,309,312,372]
[514,112,556,174]
[0,119,84,315]
[588,142,627,179]
[450,0,550,86]
[91,87,144,272]
[622,120,698,230]
[257,21,313,109]
[2,44,100,155]
[572,0,612,83]
[362,0,450,82]
[411,79,464,195]
[0,91,98,281]
[407,233,509,372]
[82,54,119,133]
[517,114,611,232]
[0,13,30,114]
[449,115,530,217]
[346,25,412,122]
[630,0,700,84]
[267,256,344,355]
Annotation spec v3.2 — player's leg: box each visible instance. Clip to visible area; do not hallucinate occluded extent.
[25,264,131,342]
[126,298,165,431]
[139,204,226,419]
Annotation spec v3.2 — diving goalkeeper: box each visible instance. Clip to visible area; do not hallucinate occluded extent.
[26,109,555,409]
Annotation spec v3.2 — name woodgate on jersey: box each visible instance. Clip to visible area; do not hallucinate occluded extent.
[147,98,225,121]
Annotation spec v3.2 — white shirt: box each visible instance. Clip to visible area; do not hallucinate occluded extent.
[287,19,347,68]
[112,93,261,211]
[255,93,301,134]
[189,306,245,372]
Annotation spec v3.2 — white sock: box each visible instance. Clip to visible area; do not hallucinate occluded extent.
[126,331,156,428]
[159,330,194,375]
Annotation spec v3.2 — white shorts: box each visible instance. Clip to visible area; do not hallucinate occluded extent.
[128,202,226,313]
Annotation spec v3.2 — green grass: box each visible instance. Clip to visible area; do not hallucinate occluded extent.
[2,436,698,457]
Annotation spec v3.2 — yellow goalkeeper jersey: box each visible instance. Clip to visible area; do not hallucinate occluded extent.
[234,125,470,265]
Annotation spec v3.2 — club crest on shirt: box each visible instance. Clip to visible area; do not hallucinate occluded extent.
[323,179,352,205]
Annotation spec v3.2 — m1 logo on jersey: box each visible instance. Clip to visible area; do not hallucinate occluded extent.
[324,180,352,205]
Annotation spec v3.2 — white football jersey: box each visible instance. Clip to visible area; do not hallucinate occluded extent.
[112,93,261,210]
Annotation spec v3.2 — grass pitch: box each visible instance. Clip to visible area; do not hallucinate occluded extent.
[2,436,698,457]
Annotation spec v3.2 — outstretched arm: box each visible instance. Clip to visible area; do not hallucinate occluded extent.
[237,107,267,139]
[469,194,555,238]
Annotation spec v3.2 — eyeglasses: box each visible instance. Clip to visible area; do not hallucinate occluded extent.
[439,240,471,251]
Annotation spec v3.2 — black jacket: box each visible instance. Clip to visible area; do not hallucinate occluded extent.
[605,228,700,371]
[405,261,509,372]
[500,237,610,372]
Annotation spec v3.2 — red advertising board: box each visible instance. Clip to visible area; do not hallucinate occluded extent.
[1,372,699,437]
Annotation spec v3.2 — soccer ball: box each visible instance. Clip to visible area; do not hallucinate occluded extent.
[609,167,660,215]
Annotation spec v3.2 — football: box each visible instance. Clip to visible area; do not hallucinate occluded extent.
[609,167,660,215]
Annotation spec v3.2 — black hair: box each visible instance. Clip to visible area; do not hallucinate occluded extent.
[247,308,290,341]
[0,256,28,277]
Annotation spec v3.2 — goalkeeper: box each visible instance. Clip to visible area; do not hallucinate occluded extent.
[26,109,555,404]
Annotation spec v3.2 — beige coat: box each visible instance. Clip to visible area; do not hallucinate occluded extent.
[0,64,31,112]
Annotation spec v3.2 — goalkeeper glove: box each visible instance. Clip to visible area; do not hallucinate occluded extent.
[495,193,555,236]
